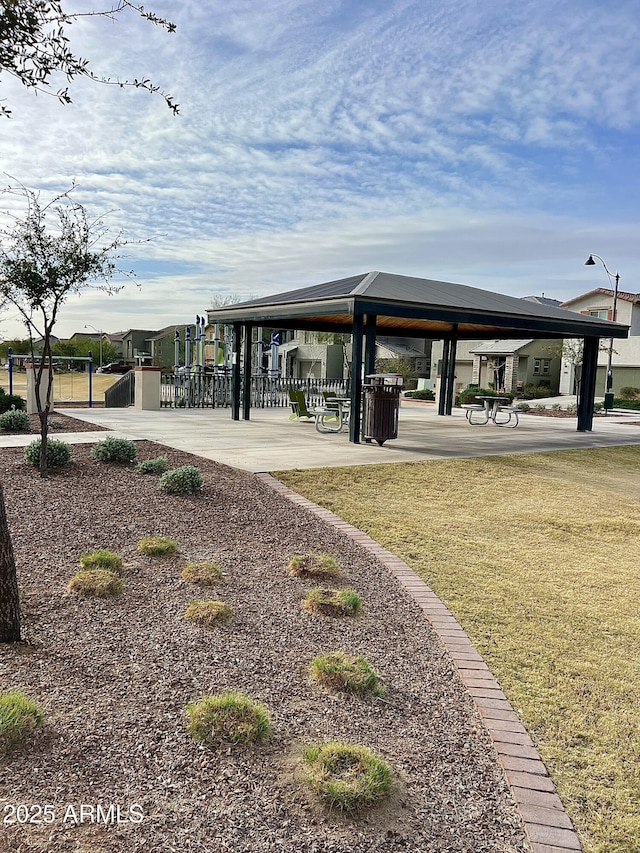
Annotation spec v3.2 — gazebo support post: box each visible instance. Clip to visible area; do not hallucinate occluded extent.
[363,315,377,444]
[242,323,253,420]
[577,336,598,431]
[349,313,364,443]
[438,338,451,416]
[231,322,242,421]
[445,332,458,415]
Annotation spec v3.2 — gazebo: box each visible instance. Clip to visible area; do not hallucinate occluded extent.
[206,271,629,441]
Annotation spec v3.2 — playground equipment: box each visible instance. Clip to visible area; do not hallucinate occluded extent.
[7,348,95,408]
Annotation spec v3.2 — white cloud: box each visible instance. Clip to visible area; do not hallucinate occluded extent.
[1,0,639,340]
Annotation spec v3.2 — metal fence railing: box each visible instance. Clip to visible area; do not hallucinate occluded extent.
[159,373,349,409]
[104,371,135,408]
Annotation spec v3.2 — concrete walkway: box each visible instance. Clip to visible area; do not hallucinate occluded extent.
[3,401,637,471]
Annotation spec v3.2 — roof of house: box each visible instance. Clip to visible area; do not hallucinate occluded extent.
[522,295,562,307]
[469,340,535,355]
[561,288,640,307]
[376,337,429,359]
[207,271,629,341]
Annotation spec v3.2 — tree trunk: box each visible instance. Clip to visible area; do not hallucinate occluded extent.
[0,483,21,643]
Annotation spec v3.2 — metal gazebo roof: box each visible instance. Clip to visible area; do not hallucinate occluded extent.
[206,270,629,440]
[207,271,629,341]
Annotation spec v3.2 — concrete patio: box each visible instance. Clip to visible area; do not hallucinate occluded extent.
[3,401,637,472]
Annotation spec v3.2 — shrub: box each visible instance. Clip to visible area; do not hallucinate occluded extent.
[137,455,169,475]
[520,384,554,400]
[0,409,29,431]
[613,398,640,410]
[403,389,434,401]
[619,386,640,400]
[181,561,225,585]
[67,569,124,597]
[91,437,137,464]
[159,465,203,495]
[186,692,271,746]
[456,387,514,406]
[80,549,123,572]
[303,587,362,617]
[302,741,393,812]
[184,600,232,626]
[0,691,44,754]
[516,402,530,412]
[138,535,177,556]
[0,393,26,414]
[48,418,65,429]
[310,652,383,695]
[288,553,341,580]
[24,438,70,468]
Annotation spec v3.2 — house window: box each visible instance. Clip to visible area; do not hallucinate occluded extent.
[534,359,550,375]
[589,309,609,319]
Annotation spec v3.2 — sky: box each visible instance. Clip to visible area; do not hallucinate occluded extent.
[1,0,639,340]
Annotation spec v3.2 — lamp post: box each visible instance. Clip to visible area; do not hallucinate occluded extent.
[84,323,103,369]
[584,254,620,395]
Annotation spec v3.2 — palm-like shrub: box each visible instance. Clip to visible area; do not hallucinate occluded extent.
[186,692,271,746]
[0,691,44,754]
[302,741,393,811]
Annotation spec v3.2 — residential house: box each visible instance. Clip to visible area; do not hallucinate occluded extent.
[428,295,563,395]
[120,329,156,365]
[559,288,640,394]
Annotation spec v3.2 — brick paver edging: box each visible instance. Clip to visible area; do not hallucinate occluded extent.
[257,473,582,853]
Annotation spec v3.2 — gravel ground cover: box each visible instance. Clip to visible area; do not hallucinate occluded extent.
[0,441,527,853]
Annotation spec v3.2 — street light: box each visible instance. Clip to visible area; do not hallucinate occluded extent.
[84,323,103,369]
[584,254,620,394]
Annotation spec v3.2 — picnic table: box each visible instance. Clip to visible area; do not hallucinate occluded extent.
[312,398,350,433]
[461,395,519,428]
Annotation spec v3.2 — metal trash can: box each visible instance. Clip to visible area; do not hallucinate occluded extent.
[603,391,615,411]
[363,374,403,445]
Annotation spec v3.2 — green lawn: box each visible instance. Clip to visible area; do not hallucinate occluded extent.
[276,446,640,853]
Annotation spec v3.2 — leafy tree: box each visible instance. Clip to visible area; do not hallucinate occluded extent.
[51,336,119,369]
[0,1,178,117]
[0,180,140,476]
[0,337,31,359]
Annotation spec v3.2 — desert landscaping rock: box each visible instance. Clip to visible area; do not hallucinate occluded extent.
[0,440,528,852]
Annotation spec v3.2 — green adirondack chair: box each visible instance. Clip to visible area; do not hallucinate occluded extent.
[288,389,314,420]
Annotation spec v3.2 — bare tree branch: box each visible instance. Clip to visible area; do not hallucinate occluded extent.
[0,1,178,117]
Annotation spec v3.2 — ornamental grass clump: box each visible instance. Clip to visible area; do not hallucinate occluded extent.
[186,692,271,746]
[0,409,29,431]
[181,561,225,585]
[138,535,177,556]
[91,437,137,463]
[0,691,44,754]
[302,741,393,812]
[159,465,203,495]
[80,549,123,572]
[137,455,169,475]
[288,553,341,580]
[303,587,362,617]
[24,438,70,468]
[310,652,383,696]
[67,569,124,598]
[184,600,232,626]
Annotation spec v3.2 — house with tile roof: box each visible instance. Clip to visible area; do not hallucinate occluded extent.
[559,288,640,395]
